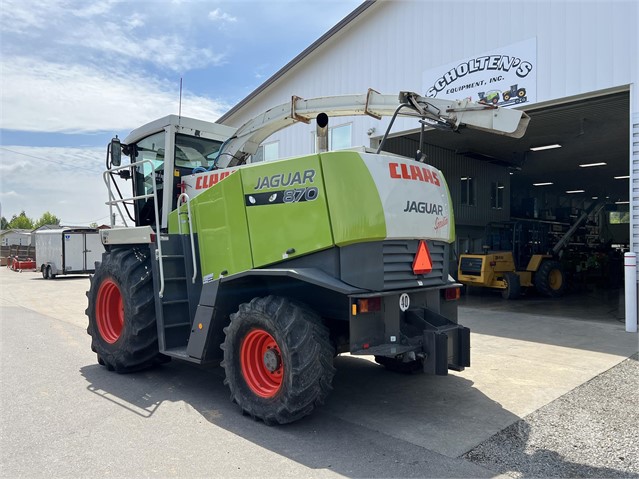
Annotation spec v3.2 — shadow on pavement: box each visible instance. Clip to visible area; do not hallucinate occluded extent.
[80,355,510,478]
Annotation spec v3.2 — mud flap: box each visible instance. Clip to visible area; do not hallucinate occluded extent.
[422,326,470,375]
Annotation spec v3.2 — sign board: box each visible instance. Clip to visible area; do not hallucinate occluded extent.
[423,38,537,108]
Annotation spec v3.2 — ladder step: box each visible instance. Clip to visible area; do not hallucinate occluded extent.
[165,322,191,329]
[162,299,189,306]
[164,276,187,282]
[161,254,185,259]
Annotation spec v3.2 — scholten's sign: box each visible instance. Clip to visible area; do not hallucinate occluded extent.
[423,38,537,108]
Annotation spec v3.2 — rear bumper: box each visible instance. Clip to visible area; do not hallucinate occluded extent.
[348,287,470,375]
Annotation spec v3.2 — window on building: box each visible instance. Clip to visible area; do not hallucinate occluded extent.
[312,123,352,152]
[253,141,279,163]
[491,181,505,209]
[609,211,630,224]
[461,177,475,206]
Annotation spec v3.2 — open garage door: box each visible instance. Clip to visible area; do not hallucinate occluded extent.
[380,89,631,318]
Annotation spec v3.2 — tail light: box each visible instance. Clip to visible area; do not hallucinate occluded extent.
[355,297,382,314]
[444,287,460,301]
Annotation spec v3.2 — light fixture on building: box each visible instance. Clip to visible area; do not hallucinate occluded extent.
[592,196,599,199]
[566,190,585,194]
[614,175,630,179]
[579,162,607,168]
[530,144,562,151]
[533,182,553,186]
[615,201,630,204]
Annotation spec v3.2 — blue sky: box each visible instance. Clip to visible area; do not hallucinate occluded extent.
[0,0,361,225]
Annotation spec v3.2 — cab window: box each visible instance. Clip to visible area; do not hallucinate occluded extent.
[132,131,165,226]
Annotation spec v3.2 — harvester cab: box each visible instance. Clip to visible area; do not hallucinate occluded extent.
[90,89,529,424]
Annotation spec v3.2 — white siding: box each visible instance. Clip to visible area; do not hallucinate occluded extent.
[632,111,639,272]
[223,0,638,159]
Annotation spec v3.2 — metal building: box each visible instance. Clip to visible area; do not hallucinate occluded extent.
[217,0,638,310]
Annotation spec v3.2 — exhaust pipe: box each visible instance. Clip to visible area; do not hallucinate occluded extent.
[316,113,329,153]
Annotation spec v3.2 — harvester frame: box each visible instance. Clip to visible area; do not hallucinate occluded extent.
[86,89,529,424]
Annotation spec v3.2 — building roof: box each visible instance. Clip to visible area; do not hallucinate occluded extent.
[216,0,376,124]
[0,229,32,235]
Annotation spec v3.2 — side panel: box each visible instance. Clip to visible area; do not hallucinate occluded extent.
[190,171,253,280]
[35,232,63,271]
[320,151,387,246]
[240,154,334,267]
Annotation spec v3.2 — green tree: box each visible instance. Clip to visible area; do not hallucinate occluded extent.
[88,222,99,228]
[34,211,61,228]
[8,211,34,229]
[0,216,8,230]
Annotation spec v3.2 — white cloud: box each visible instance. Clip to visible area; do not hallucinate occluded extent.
[0,146,111,225]
[209,8,238,24]
[0,56,230,133]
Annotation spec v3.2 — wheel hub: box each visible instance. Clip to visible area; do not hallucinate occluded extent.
[263,348,281,373]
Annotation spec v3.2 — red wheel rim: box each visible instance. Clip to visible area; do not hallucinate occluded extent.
[96,279,124,344]
[240,328,283,398]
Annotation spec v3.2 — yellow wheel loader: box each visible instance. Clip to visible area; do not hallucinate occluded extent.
[458,203,603,299]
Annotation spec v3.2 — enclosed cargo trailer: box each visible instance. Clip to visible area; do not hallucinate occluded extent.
[36,228,104,279]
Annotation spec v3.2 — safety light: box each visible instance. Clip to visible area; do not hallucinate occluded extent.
[444,288,461,301]
[357,297,382,313]
[412,240,432,275]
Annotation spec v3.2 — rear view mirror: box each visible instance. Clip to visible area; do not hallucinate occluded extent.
[110,136,122,167]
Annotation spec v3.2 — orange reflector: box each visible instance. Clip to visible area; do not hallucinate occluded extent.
[198,323,203,330]
[351,304,357,316]
[412,240,433,275]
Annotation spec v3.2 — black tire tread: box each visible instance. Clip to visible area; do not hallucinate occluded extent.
[221,296,335,425]
[534,260,566,298]
[85,248,161,373]
[502,271,521,299]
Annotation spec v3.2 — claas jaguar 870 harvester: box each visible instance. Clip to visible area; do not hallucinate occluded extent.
[86,90,529,424]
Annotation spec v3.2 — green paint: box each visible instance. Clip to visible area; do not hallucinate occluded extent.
[320,151,386,245]
[175,172,253,278]
[241,155,334,267]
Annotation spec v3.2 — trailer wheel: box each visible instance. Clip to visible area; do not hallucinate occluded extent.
[41,266,47,279]
[501,272,521,299]
[86,247,162,373]
[535,260,566,297]
[375,355,423,373]
[221,296,335,425]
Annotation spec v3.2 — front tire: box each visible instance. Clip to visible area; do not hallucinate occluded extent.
[535,260,566,297]
[501,272,521,299]
[221,296,335,425]
[86,248,162,373]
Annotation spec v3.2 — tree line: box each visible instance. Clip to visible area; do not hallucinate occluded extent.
[1,211,62,230]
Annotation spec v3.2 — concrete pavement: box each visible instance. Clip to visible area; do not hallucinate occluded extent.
[1,267,637,477]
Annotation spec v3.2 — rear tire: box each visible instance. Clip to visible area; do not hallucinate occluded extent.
[86,248,162,373]
[41,266,47,279]
[501,272,521,299]
[535,260,566,297]
[221,296,335,425]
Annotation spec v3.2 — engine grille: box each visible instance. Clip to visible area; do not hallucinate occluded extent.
[382,240,448,290]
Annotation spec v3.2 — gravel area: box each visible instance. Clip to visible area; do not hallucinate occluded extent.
[464,353,639,478]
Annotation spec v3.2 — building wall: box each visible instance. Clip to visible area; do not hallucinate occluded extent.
[223,0,638,157]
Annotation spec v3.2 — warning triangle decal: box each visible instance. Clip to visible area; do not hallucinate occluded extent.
[412,240,432,275]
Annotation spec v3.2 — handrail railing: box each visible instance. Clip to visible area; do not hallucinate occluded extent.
[103,160,166,298]
[177,193,198,284]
